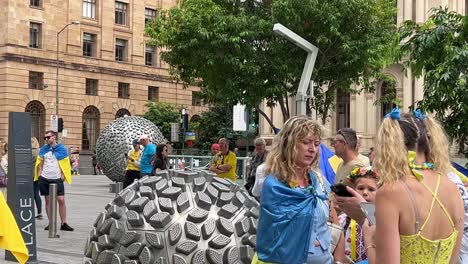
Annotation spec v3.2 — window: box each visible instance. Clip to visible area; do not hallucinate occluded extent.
[82,106,100,151]
[83,33,97,57]
[29,71,44,89]
[115,2,128,25]
[118,82,130,99]
[380,81,396,117]
[145,8,157,24]
[115,108,131,119]
[29,22,42,48]
[25,101,46,140]
[30,0,41,8]
[115,38,127,61]
[336,89,350,130]
[145,45,155,66]
[148,86,159,101]
[192,91,203,106]
[86,79,98,95]
[83,0,96,18]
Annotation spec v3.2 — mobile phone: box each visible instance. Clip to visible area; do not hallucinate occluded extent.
[360,202,376,225]
[124,153,128,158]
[331,183,353,197]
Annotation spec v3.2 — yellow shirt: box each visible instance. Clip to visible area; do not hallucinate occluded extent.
[213,151,237,182]
[126,150,141,171]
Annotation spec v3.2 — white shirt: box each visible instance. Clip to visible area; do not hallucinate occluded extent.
[41,151,62,179]
[251,163,266,198]
[447,171,468,260]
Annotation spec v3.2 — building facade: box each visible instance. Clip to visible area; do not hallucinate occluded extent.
[0,0,205,152]
[259,0,467,152]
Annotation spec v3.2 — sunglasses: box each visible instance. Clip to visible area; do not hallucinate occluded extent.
[337,131,349,144]
[331,139,346,146]
[43,135,53,140]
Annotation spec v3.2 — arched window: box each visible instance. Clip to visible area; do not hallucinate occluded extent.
[82,106,100,151]
[25,101,45,140]
[336,89,350,130]
[379,81,396,117]
[190,114,201,122]
[115,108,131,119]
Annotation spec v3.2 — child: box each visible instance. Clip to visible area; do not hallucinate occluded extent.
[339,166,378,263]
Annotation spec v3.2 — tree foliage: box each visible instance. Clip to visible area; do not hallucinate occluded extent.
[146,0,397,125]
[143,102,181,140]
[397,8,468,157]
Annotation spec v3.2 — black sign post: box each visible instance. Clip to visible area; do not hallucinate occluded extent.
[6,112,37,263]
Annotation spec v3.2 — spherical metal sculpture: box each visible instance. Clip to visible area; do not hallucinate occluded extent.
[83,170,258,264]
[96,116,165,182]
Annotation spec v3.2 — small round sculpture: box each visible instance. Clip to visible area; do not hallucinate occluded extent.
[95,116,165,182]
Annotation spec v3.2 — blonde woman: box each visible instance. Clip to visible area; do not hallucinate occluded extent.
[31,137,43,219]
[254,116,343,264]
[362,109,464,264]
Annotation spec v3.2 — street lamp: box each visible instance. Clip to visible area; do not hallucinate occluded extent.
[273,23,319,116]
[56,21,80,116]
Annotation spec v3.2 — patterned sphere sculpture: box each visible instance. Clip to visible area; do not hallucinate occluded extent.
[96,116,165,182]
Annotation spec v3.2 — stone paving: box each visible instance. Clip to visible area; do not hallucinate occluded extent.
[1,175,115,264]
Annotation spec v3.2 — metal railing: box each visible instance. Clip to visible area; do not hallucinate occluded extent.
[168,155,251,182]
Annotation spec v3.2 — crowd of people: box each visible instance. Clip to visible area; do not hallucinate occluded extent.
[1,108,467,263]
[252,110,468,264]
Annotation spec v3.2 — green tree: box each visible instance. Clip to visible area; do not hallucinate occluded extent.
[146,0,396,125]
[397,8,468,158]
[143,102,181,140]
[193,104,234,150]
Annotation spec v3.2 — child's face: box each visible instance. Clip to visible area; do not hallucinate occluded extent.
[355,177,377,203]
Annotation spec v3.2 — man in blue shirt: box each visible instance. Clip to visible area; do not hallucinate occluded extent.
[139,134,156,176]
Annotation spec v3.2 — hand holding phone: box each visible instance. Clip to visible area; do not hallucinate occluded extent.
[360,202,376,225]
[331,183,353,197]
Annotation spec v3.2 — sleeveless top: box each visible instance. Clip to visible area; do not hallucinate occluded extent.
[400,174,458,263]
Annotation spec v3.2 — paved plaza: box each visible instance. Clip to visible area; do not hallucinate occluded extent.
[1,175,115,264]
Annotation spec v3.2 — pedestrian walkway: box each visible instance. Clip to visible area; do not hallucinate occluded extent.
[1,175,114,264]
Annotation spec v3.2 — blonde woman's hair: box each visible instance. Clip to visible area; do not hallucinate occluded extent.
[31,137,40,161]
[263,116,323,184]
[374,112,451,184]
[424,116,450,175]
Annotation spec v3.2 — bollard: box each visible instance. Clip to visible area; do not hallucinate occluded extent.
[115,182,123,197]
[242,159,247,183]
[48,183,59,238]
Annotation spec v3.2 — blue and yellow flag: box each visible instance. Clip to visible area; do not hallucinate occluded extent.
[0,193,29,264]
[34,144,72,184]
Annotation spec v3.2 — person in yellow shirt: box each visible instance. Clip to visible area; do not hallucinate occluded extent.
[209,138,237,182]
[123,139,141,188]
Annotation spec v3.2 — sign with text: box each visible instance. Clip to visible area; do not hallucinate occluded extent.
[171,123,180,142]
[233,103,247,131]
[50,114,58,132]
[7,112,37,262]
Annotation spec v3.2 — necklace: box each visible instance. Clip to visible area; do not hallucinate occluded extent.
[407,151,435,181]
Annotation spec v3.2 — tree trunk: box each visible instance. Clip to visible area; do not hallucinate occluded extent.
[277,95,290,122]
[321,87,335,125]
[256,107,276,132]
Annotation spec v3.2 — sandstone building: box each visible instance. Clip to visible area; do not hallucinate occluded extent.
[0,0,205,153]
[259,0,467,152]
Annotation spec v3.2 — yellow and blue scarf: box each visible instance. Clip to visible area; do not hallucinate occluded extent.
[34,144,72,184]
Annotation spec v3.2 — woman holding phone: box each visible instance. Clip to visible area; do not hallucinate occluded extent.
[361,109,464,264]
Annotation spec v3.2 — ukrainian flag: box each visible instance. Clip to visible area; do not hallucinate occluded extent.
[0,192,29,264]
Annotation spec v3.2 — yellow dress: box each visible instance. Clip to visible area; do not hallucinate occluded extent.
[400,174,458,264]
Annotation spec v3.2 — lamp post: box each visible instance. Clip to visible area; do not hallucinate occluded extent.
[56,21,80,116]
[273,23,319,116]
